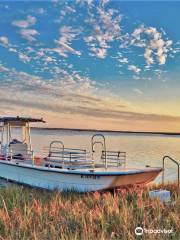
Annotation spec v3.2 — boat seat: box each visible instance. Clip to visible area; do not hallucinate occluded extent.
[9,142,32,160]
[44,157,94,169]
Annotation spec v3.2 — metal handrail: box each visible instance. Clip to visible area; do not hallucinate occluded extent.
[47,144,90,164]
[91,134,107,168]
[101,150,126,167]
[49,141,64,151]
[49,141,64,164]
[162,155,180,189]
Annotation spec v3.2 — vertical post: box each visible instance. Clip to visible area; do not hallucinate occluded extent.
[27,123,32,151]
[178,165,180,190]
[162,157,165,186]
[27,122,34,165]
[6,124,8,146]
[1,124,4,152]
[6,123,10,160]
[7,123,10,144]
[22,125,26,143]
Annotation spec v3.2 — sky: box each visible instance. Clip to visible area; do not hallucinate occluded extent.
[0,0,180,132]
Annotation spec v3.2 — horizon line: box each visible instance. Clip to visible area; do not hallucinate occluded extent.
[31,127,180,136]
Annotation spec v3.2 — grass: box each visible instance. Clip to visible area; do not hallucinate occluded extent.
[0,183,179,240]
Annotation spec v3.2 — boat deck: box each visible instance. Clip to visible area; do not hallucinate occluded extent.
[0,159,162,176]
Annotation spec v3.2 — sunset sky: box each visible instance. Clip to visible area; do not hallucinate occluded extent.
[0,0,180,132]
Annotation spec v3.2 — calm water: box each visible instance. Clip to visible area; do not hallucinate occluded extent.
[1,129,180,186]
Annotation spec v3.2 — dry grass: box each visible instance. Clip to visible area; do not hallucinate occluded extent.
[0,183,179,240]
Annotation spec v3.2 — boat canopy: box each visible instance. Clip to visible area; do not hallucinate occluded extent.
[0,116,45,126]
[0,116,45,160]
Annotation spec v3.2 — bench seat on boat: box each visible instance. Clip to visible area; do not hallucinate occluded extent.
[44,157,94,169]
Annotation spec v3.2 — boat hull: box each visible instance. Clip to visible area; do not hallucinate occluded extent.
[0,161,162,192]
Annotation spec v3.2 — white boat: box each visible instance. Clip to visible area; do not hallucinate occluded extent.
[0,116,162,192]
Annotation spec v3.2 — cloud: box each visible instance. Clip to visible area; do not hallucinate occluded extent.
[54,40,81,57]
[0,36,18,54]
[52,26,81,57]
[64,6,76,13]
[18,53,31,63]
[118,57,128,64]
[133,88,143,95]
[0,64,8,72]
[1,95,180,124]
[0,63,180,130]
[131,25,173,66]
[84,2,122,58]
[9,48,17,53]
[0,36,8,46]
[0,65,94,97]
[36,8,46,14]
[12,15,36,28]
[0,64,131,124]
[128,65,141,74]
[89,47,107,58]
[144,48,153,65]
[19,29,39,42]
[12,15,38,42]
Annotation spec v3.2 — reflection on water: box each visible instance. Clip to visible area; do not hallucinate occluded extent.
[1,129,180,187]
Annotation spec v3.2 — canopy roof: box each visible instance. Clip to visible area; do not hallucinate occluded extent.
[0,116,45,123]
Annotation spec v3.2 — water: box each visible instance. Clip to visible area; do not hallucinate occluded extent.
[1,129,180,187]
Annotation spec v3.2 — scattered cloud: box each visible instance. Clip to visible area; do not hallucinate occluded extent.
[36,8,46,14]
[128,65,141,74]
[52,26,81,57]
[0,36,9,46]
[1,94,180,124]
[133,88,143,95]
[118,57,128,64]
[54,40,81,57]
[131,25,173,66]
[0,64,8,72]
[84,2,122,58]
[18,53,31,63]
[12,15,36,28]
[12,15,38,42]
[0,36,18,53]
[64,6,76,14]
[19,29,39,42]
[0,0,179,131]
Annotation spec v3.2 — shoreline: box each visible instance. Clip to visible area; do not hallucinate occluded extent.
[31,127,180,136]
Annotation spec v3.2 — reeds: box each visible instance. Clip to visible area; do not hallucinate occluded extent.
[0,183,179,240]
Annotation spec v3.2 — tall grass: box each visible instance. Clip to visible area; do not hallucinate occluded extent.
[0,183,179,240]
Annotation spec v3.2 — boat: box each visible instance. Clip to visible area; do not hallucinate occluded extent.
[0,116,162,192]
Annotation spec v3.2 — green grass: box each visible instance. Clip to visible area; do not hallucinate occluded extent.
[0,183,179,240]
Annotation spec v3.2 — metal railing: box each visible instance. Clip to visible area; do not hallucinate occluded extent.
[101,150,126,167]
[91,134,107,168]
[46,143,93,167]
[45,135,127,169]
[162,155,180,189]
[91,134,126,168]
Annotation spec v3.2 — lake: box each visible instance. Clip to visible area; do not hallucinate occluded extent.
[1,129,180,187]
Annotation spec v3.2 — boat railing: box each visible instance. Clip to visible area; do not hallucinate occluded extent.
[46,145,93,166]
[162,155,180,190]
[101,150,126,167]
[45,136,126,169]
[91,134,107,168]
[91,134,126,168]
